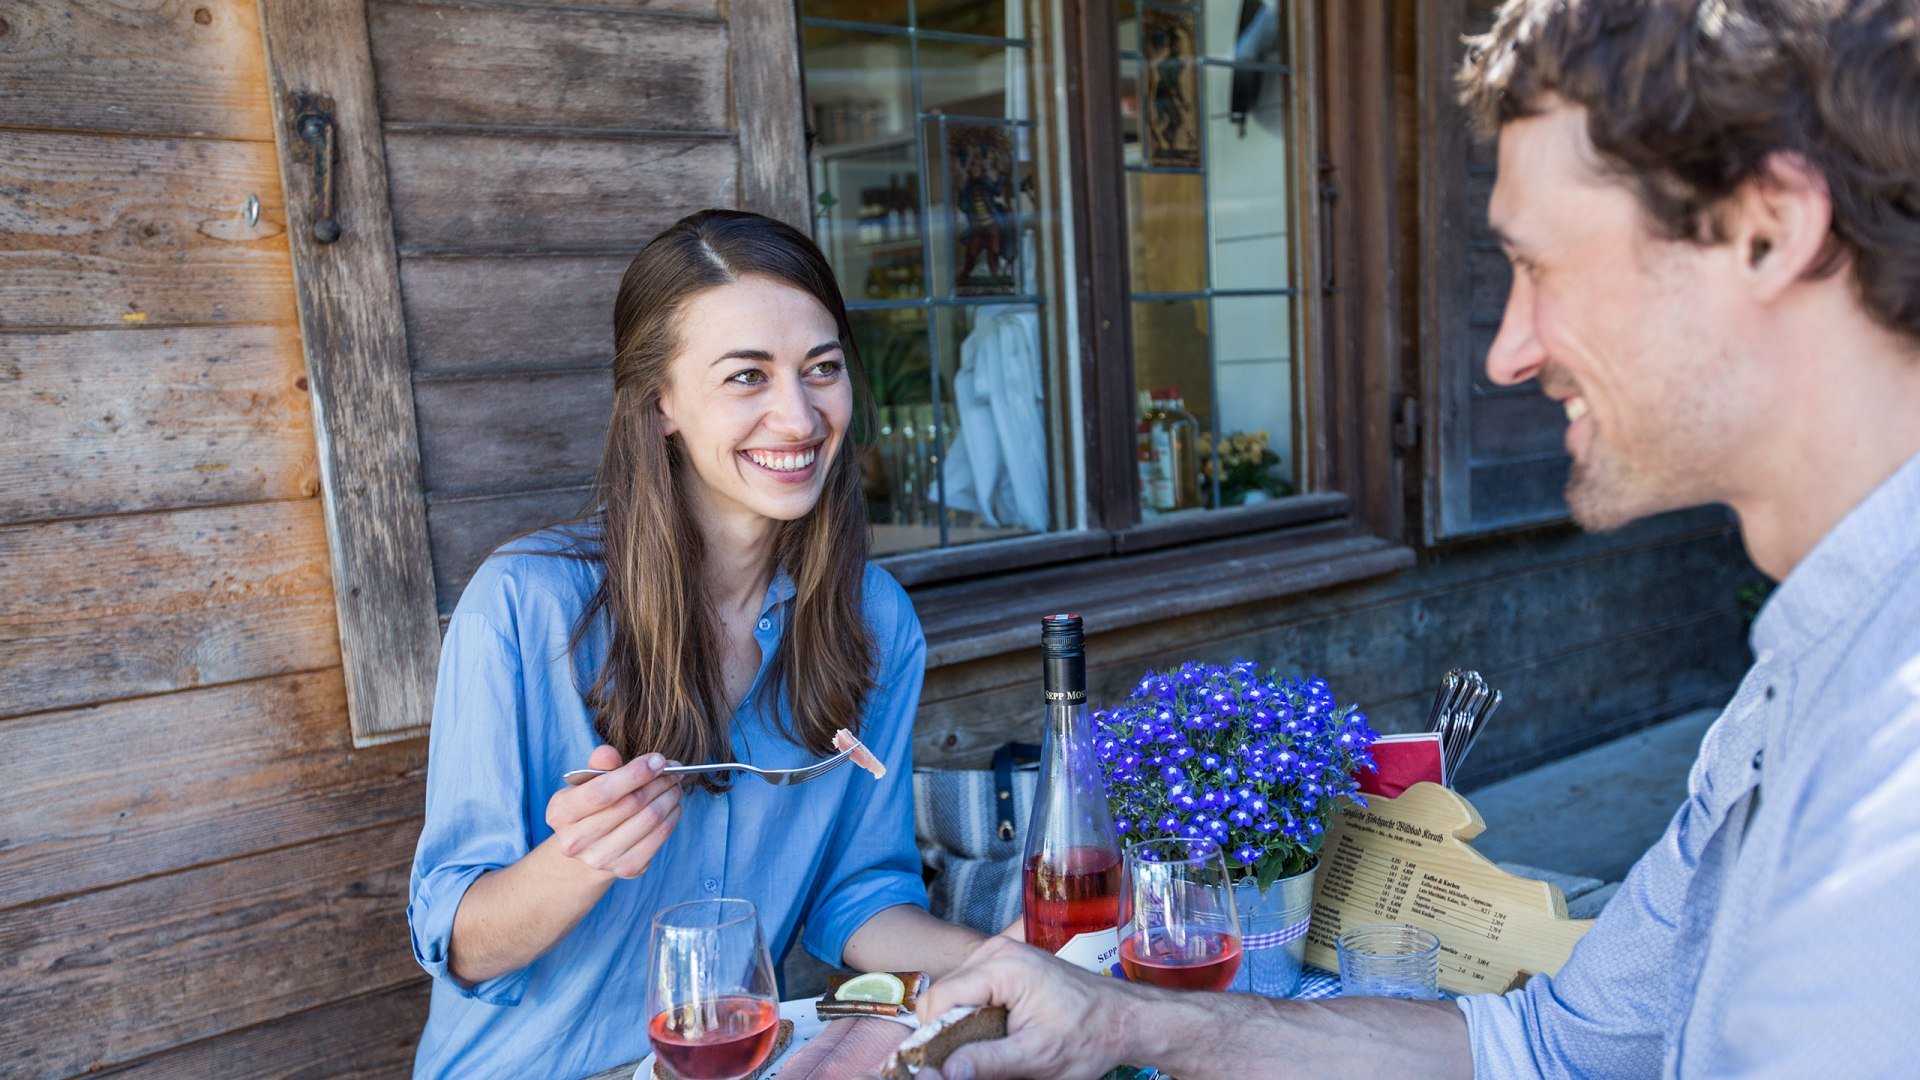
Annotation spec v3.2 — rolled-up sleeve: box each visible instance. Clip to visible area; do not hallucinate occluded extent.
[408,611,536,1006]
[801,579,932,967]
[1457,790,1702,1078]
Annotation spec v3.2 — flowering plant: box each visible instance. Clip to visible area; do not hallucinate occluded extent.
[1094,660,1379,890]
[1197,430,1294,506]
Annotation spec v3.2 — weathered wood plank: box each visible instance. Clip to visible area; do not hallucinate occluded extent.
[401,254,625,375]
[729,0,811,228]
[0,500,340,720]
[0,130,296,328]
[0,325,318,523]
[258,0,443,746]
[1469,238,1511,319]
[1467,453,1573,530]
[913,526,1751,767]
[1469,389,1569,462]
[508,0,719,14]
[0,669,425,911]
[0,821,421,1077]
[95,980,430,1079]
[369,0,729,131]
[384,130,738,252]
[413,369,612,497]
[428,486,592,613]
[0,0,273,140]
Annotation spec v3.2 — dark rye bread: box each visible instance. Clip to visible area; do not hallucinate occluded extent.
[880,1006,1010,1079]
[653,1019,794,1080]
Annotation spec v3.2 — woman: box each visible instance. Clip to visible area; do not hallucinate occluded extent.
[407,210,988,1079]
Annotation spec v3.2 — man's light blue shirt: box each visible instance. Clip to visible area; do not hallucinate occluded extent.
[407,530,930,1079]
[1460,450,1920,1077]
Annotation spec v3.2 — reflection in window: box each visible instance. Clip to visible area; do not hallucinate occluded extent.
[1123,0,1299,515]
[799,0,1075,556]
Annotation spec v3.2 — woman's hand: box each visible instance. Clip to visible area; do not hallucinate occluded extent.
[546,745,684,879]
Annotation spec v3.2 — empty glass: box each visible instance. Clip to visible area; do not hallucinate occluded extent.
[1335,924,1442,1000]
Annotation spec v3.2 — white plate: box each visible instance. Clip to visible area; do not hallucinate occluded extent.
[635,997,918,1080]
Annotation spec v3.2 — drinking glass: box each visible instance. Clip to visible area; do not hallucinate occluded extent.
[1335,923,1442,1000]
[1117,837,1243,991]
[646,899,781,1080]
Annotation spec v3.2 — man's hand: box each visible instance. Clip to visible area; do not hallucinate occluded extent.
[919,937,1150,1080]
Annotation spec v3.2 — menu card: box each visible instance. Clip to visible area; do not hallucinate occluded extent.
[1304,782,1594,996]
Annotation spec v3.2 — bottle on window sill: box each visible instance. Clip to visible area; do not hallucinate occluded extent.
[1144,389,1202,512]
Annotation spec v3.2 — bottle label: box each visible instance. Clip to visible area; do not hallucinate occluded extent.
[1053,929,1122,976]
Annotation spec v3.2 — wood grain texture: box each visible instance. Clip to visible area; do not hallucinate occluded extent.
[258,0,443,745]
[94,980,430,1079]
[0,499,340,719]
[0,0,273,140]
[0,325,319,523]
[911,523,1749,768]
[490,0,720,18]
[428,486,592,612]
[0,129,297,328]
[384,129,738,252]
[369,0,728,130]
[401,254,625,375]
[413,368,611,497]
[728,0,811,227]
[0,669,425,911]
[0,821,421,1077]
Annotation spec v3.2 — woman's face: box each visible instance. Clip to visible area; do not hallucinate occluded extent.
[656,275,853,530]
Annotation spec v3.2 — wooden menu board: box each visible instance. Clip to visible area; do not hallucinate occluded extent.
[1305,782,1594,996]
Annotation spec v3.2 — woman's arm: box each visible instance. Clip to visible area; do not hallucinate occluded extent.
[840,904,991,980]
[449,747,684,985]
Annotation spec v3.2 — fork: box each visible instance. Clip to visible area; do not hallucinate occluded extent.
[560,747,856,789]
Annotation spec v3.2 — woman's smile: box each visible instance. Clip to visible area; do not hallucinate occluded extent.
[741,442,822,483]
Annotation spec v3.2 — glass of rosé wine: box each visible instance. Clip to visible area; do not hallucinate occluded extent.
[1117,838,1243,992]
[647,899,781,1080]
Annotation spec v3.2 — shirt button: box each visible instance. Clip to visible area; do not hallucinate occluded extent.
[1752,749,1765,770]
[703,877,719,892]
[758,618,771,631]
[1764,685,1776,701]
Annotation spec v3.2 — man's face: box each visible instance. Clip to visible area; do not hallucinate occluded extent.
[1485,102,1759,530]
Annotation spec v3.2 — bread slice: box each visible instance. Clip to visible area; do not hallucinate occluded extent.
[880,1006,1009,1079]
[653,1019,794,1080]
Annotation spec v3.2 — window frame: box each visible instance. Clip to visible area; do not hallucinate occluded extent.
[856,0,1412,623]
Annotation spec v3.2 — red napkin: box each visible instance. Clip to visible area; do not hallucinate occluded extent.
[1355,732,1446,798]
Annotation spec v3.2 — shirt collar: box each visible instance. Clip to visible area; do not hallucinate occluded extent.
[1752,449,1920,661]
[761,567,797,616]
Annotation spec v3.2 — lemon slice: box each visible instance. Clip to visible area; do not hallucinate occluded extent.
[834,972,907,1005]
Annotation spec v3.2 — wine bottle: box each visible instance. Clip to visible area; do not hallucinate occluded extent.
[1022,614,1123,973]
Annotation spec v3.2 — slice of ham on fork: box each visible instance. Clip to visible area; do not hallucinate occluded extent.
[834,728,887,779]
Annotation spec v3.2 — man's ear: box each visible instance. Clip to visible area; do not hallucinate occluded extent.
[1731,151,1833,301]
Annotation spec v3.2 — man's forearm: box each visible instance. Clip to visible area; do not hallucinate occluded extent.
[1127,987,1474,1080]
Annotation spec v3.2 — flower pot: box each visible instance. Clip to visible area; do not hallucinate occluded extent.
[1228,860,1317,998]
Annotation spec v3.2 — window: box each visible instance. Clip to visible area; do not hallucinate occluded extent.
[799,0,1331,572]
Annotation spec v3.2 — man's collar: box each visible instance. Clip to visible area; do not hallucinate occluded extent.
[1751,449,1920,660]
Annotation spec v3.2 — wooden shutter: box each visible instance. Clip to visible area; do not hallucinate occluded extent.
[1417,0,1571,541]
[257,0,806,743]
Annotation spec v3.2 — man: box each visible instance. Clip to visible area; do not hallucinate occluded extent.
[919,1,1920,1076]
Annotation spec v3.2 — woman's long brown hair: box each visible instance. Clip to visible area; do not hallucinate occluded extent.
[555,209,878,787]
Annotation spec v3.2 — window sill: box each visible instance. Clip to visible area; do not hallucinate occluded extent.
[908,521,1416,668]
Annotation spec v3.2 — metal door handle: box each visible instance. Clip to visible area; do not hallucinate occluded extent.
[289,91,341,244]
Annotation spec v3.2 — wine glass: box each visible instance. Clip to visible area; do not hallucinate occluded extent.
[646,899,781,1080]
[1117,837,1243,991]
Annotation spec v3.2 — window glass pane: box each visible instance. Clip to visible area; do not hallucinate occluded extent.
[1131,299,1216,513]
[1210,295,1296,501]
[802,0,910,26]
[1119,0,1299,517]
[1206,66,1291,291]
[1201,0,1283,63]
[803,0,1078,555]
[920,0,1009,38]
[1127,171,1206,295]
[933,305,1053,546]
[921,39,1029,119]
[803,26,914,148]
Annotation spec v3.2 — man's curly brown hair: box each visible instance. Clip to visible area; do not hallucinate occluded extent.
[1456,0,1920,343]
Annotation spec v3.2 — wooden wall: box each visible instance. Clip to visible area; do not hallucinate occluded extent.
[0,2,1754,1077]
